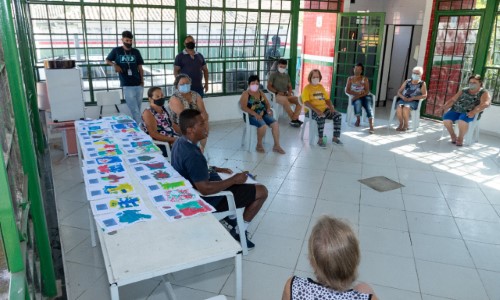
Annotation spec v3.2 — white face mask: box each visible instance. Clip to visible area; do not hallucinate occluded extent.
[411,74,421,81]
[311,78,320,85]
[278,67,286,74]
[249,84,259,92]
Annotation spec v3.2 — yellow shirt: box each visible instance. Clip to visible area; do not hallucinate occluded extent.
[302,84,329,112]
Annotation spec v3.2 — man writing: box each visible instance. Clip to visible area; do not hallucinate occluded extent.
[171,109,268,249]
[174,36,209,97]
[106,30,144,124]
[267,59,303,127]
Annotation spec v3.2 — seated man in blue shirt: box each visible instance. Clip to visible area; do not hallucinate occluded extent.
[171,109,268,249]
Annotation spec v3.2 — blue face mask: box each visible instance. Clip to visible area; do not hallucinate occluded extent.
[178,84,191,93]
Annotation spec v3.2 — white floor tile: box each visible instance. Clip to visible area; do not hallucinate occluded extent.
[267,193,316,216]
[455,218,500,244]
[74,273,110,300]
[398,168,437,184]
[358,226,413,258]
[277,178,322,198]
[406,211,461,239]
[326,160,363,175]
[358,250,419,292]
[360,189,404,210]
[313,200,359,225]
[411,233,474,268]
[317,183,360,204]
[477,269,500,300]
[403,194,451,216]
[65,262,105,300]
[440,185,489,203]
[359,205,408,231]
[285,166,326,183]
[466,241,500,272]
[447,200,500,222]
[170,265,233,294]
[256,211,310,240]
[371,284,422,300]
[244,232,302,269]
[480,186,500,205]
[401,181,444,198]
[64,237,104,268]
[416,260,489,300]
[221,261,292,299]
[59,225,90,253]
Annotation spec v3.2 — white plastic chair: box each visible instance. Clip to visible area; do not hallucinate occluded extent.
[239,101,274,152]
[300,107,317,146]
[388,96,425,131]
[344,89,376,126]
[441,113,480,146]
[200,190,248,255]
[154,140,172,163]
[95,90,121,118]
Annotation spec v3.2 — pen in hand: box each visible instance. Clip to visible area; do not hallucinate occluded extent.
[235,167,257,180]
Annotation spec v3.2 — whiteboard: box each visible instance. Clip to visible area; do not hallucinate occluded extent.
[45,68,85,122]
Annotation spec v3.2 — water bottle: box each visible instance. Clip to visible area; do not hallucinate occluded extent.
[322,136,327,145]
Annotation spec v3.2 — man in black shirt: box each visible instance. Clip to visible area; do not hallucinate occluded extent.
[106,31,144,124]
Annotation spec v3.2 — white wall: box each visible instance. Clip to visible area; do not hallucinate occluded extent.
[346,0,426,25]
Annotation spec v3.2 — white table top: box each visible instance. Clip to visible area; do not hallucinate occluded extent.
[98,213,241,286]
[76,118,242,287]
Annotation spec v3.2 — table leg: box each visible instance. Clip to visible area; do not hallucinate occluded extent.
[88,207,96,247]
[235,253,242,300]
[110,283,119,300]
[76,134,84,181]
[161,276,178,300]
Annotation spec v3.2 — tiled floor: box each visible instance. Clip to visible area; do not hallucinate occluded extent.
[50,107,500,300]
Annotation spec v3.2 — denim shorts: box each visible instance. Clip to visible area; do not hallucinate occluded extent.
[248,114,276,128]
[442,109,475,123]
[395,98,419,110]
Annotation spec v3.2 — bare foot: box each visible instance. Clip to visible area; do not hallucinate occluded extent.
[450,135,457,144]
[272,146,286,154]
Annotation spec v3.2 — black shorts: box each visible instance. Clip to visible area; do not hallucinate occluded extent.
[202,184,257,212]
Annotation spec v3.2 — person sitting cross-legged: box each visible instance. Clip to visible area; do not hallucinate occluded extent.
[171,109,268,249]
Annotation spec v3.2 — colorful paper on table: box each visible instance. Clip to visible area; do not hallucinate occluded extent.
[84,172,131,186]
[156,200,215,222]
[111,123,139,130]
[89,194,144,215]
[82,162,128,177]
[124,153,166,165]
[113,128,148,139]
[135,168,181,182]
[85,181,135,200]
[94,206,155,233]
[83,156,123,166]
[148,187,203,206]
[217,172,258,184]
[142,179,192,193]
[120,139,161,155]
[130,161,170,173]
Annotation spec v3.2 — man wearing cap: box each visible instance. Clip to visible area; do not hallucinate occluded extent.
[106,30,144,123]
[174,35,209,98]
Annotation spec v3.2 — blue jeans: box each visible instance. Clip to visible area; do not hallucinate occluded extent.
[123,86,144,124]
[352,95,374,118]
[248,114,276,128]
[443,109,475,123]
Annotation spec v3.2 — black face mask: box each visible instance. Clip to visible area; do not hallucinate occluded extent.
[185,42,195,50]
[153,98,166,107]
[123,42,132,49]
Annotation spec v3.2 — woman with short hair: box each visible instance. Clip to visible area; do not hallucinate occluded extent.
[442,74,491,146]
[394,66,427,131]
[281,216,378,300]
